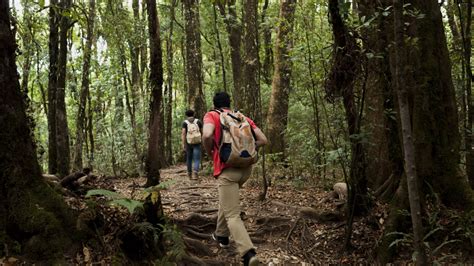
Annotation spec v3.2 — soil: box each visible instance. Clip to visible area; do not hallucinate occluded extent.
[2,164,472,265]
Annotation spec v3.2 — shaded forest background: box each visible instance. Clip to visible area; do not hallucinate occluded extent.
[1,0,473,264]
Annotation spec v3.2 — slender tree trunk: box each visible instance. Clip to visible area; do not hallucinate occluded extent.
[0,2,76,259]
[56,0,71,177]
[302,5,323,170]
[165,0,177,165]
[266,0,296,156]
[241,0,261,125]
[393,1,427,264]
[124,0,141,173]
[87,89,94,164]
[145,0,164,187]
[218,1,242,108]
[47,0,59,175]
[456,0,473,186]
[260,0,273,85]
[183,0,206,117]
[73,0,95,171]
[213,4,227,92]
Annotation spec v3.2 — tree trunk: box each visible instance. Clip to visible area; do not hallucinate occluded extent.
[260,0,273,85]
[213,4,227,92]
[145,0,164,187]
[357,0,405,201]
[0,2,76,259]
[241,0,261,125]
[218,1,242,108]
[129,0,141,170]
[73,0,95,171]
[165,0,177,166]
[326,0,369,249]
[56,0,71,177]
[404,0,473,208]
[183,0,206,118]
[47,0,59,175]
[266,0,296,157]
[392,1,427,263]
[457,0,473,187]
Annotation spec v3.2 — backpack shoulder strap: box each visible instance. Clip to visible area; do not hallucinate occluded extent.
[184,120,190,125]
[193,118,198,124]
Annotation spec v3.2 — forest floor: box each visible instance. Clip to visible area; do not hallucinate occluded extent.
[95,163,384,264]
[3,164,472,265]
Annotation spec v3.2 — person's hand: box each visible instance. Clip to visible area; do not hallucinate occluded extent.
[182,145,186,152]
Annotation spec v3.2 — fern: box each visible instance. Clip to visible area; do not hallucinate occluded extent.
[86,189,144,214]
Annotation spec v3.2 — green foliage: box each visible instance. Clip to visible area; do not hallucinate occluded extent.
[156,223,186,264]
[86,189,144,213]
[86,180,174,214]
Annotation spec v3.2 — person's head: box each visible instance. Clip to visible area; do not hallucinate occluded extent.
[185,109,195,117]
[213,91,231,109]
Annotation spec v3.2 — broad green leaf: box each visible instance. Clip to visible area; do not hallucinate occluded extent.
[109,198,143,214]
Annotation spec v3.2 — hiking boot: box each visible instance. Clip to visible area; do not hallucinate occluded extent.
[192,171,199,180]
[242,249,259,266]
[211,232,230,248]
[187,172,192,179]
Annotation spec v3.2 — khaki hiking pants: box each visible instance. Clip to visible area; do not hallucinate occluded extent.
[215,166,255,257]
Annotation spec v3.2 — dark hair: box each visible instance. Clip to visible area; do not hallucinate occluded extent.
[185,109,195,117]
[213,92,231,108]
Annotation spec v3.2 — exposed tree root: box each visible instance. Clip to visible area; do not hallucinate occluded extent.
[183,237,213,256]
[299,207,344,222]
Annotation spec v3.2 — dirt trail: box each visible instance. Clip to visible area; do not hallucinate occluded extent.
[113,164,372,265]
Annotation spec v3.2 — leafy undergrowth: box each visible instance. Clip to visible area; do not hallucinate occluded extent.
[1,164,472,265]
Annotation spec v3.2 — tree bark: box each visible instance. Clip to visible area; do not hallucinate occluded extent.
[56,0,71,177]
[260,0,273,85]
[241,0,261,125]
[327,0,369,249]
[405,0,473,208]
[183,0,206,118]
[213,4,227,92]
[128,0,141,171]
[145,0,164,187]
[218,1,242,108]
[73,0,95,171]
[457,0,473,187]
[358,0,404,200]
[165,0,177,166]
[47,0,59,175]
[266,0,296,157]
[392,1,427,263]
[0,2,76,259]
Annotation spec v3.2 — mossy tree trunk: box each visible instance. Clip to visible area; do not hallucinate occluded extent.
[47,0,59,175]
[241,0,261,125]
[0,2,77,260]
[183,0,206,118]
[266,0,297,157]
[145,0,164,187]
[56,0,71,178]
[217,0,242,108]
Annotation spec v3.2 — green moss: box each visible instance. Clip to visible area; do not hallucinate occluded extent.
[6,182,77,261]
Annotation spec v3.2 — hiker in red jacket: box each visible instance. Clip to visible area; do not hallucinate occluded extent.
[202,92,267,266]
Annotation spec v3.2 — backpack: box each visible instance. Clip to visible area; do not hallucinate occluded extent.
[185,119,201,144]
[215,109,258,167]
